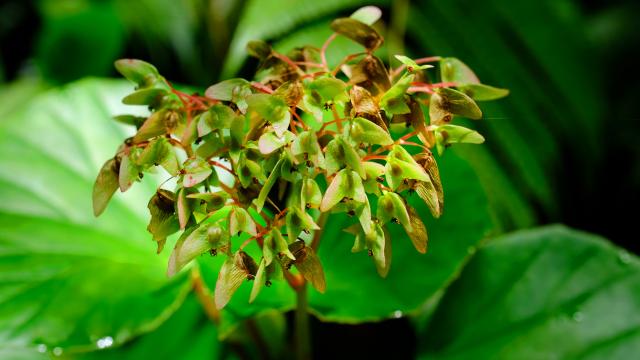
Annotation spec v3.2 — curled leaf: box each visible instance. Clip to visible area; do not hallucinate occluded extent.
[254,158,284,212]
[330,18,383,51]
[92,158,119,217]
[147,189,180,254]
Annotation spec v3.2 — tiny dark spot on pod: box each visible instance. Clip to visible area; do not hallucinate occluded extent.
[368,249,373,257]
[347,210,355,216]
[408,66,414,72]
[340,197,348,203]
[247,274,255,280]
[252,178,259,184]
[179,169,186,175]
[303,153,309,161]
[265,280,272,287]
[209,249,217,256]
[138,173,144,179]
[306,160,312,167]
[303,229,310,234]
[305,203,311,209]
[403,179,409,185]
[124,137,133,146]
[392,217,400,224]
[291,165,298,172]
[286,264,293,270]
[241,167,251,177]
[165,134,172,138]
[153,162,159,166]
[376,176,384,183]
[194,138,202,145]
[200,200,206,205]
[237,231,242,236]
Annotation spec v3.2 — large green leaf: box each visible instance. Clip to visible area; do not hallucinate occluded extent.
[309,150,495,322]
[82,295,220,360]
[222,0,379,77]
[0,79,192,355]
[418,226,640,359]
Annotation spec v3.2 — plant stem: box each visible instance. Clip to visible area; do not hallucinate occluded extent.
[294,283,312,360]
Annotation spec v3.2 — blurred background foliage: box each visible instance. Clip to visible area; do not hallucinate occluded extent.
[0,0,639,359]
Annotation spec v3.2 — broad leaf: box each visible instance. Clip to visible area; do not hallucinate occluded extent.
[419,226,640,359]
[0,79,192,354]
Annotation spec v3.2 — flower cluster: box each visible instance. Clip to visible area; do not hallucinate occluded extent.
[92,6,507,309]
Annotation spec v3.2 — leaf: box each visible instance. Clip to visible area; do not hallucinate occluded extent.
[366,223,391,278]
[286,241,326,293]
[350,56,391,96]
[258,131,294,154]
[324,136,364,177]
[176,187,195,229]
[187,191,229,212]
[377,192,411,231]
[114,59,161,86]
[458,83,509,101]
[418,226,640,359]
[307,77,347,102]
[118,150,142,192]
[439,57,480,84]
[249,259,268,303]
[147,189,180,253]
[214,252,256,309]
[362,161,385,194]
[132,109,170,143]
[167,223,229,276]
[330,18,383,50]
[272,228,295,261]
[205,78,251,101]
[300,177,322,209]
[246,93,291,137]
[92,157,119,216]
[86,295,221,360]
[405,204,428,254]
[385,156,430,191]
[0,79,192,352]
[436,124,485,146]
[254,158,284,212]
[229,206,257,236]
[380,74,414,115]
[182,158,213,187]
[197,104,238,136]
[320,169,350,212]
[415,179,442,219]
[122,88,166,106]
[137,137,179,176]
[350,5,382,25]
[350,117,393,145]
[429,88,482,124]
[394,55,434,71]
[286,207,320,243]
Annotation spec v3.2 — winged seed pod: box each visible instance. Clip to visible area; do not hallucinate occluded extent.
[91,6,507,308]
